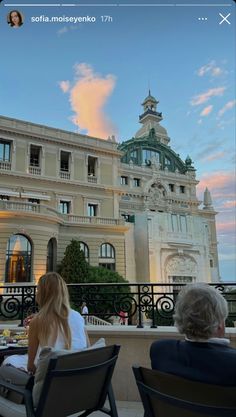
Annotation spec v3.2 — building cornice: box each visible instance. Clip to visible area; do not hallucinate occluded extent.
[0,115,122,158]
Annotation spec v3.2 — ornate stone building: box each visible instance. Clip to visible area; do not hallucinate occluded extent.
[119,92,219,284]
[0,92,219,285]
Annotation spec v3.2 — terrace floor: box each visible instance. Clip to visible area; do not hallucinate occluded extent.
[81,401,143,417]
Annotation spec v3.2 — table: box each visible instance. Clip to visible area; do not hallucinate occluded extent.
[0,346,28,365]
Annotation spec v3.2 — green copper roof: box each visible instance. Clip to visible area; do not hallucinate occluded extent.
[118,128,195,174]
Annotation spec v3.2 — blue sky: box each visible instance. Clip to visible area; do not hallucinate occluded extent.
[0,0,235,281]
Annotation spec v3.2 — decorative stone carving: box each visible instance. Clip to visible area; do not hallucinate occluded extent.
[166,255,197,275]
[147,183,166,205]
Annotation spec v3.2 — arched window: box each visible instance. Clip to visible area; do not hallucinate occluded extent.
[99,243,115,271]
[79,242,89,262]
[5,234,32,283]
[47,238,57,272]
[142,149,160,166]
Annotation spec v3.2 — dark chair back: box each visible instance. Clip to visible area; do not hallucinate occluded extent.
[133,366,236,417]
[35,345,120,417]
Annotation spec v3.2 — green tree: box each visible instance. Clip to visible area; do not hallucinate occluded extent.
[58,239,89,283]
[86,266,131,318]
[58,240,131,320]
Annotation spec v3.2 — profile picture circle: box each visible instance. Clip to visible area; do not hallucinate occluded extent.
[7,10,24,27]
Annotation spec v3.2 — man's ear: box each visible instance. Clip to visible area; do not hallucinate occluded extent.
[216,320,225,337]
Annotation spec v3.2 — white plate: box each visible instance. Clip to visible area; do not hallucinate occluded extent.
[7,343,20,348]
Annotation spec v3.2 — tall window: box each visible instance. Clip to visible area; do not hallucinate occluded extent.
[79,242,89,262]
[99,243,115,271]
[87,156,97,177]
[87,203,98,216]
[120,176,128,185]
[142,149,160,166]
[165,157,171,168]
[0,140,11,162]
[30,145,41,167]
[47,238,57,272]
[5,234,32,283]
[180,215,187,233]
[60,151,70,172]
[133,178,141,187]
[59,200,70,214]
[171,214,178,232]
[130,150,138,164]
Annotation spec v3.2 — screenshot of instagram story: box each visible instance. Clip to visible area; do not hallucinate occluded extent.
[0,0,235,288]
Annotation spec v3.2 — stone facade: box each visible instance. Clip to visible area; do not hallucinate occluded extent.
[0,92,220,284]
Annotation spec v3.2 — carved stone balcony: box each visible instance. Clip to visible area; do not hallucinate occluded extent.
[60,170,70,180]
[0,161,11,171]
[0,201,125,227]
[29,166,41,175]
[87,175,97,183]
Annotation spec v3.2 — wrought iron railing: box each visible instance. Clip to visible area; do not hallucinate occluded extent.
[0,283,236,327]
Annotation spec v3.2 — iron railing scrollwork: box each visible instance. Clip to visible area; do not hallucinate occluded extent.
[0,283,235,327]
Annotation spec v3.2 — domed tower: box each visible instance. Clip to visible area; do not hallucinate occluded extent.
[118,91,190,174]
[119,91,219,285]
[135,90,170,145]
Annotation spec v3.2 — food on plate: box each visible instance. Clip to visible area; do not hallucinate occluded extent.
[17,339,28,346]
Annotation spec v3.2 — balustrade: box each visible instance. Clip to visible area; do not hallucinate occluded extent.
[0,161,11,170]
[0,282,235,327]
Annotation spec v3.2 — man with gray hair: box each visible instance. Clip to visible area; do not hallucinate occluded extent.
[150,283,236,385]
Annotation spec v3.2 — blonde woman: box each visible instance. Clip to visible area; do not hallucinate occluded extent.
[2,272,89,374]
[27,272,89,374]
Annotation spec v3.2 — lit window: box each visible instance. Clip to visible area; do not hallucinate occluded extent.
[5,234,32,283]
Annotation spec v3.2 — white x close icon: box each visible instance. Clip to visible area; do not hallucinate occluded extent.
[219,13,231,25]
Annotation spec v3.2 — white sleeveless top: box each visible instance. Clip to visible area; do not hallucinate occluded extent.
[2,309,87,370]
[52,309,87,350]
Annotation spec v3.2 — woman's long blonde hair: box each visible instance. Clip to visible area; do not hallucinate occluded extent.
[36,272,71,349]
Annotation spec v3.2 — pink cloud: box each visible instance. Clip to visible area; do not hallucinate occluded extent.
[197,171,235,199]
[216,221,236,234]
[222,200,236,209]
[200,105,213,117]
[197,61,223,77]
[218,100,236,117]
[59,63,117,139]
[59,80,70,93]
[191,87,226,106]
